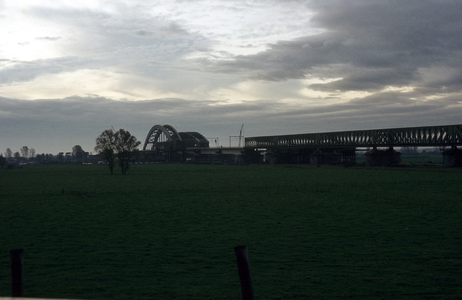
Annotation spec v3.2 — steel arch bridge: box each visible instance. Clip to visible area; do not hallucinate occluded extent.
[143,124,209,151]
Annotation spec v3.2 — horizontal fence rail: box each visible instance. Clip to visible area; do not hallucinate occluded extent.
[245,124,462,149]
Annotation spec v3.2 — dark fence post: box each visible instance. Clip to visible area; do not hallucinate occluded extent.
[11,248,24,297]
[234,245,254,300]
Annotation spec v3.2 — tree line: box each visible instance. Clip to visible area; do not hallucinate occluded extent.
[1,128,141,175]
[1,146,36,168]
[1,145,89,168]
[3,146,36,160]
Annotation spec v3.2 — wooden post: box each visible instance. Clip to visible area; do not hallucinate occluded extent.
[234,245,254,300]
[10,248,24,297]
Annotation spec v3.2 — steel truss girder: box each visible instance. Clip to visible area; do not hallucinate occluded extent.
[245,124,462,149]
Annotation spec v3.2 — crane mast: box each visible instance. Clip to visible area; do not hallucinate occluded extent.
[238,124,244,148]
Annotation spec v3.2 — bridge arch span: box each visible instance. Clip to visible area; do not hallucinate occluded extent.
[143,124,209,151]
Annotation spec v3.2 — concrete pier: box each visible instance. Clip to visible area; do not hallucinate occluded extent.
[442,147,462,167]
[365,147,401,167]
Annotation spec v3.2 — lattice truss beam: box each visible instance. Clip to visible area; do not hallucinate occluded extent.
[245,124,462,148]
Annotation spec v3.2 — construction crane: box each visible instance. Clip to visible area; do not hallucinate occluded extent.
[238,124,244,148]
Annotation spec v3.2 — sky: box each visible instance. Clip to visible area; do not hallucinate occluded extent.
[1,0,462,154]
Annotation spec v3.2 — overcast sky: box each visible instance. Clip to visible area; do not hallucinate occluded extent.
[1,0,461,154]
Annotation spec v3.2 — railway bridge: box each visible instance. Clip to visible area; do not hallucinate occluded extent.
[244,124,462,167]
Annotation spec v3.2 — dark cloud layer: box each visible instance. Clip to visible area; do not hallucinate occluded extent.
[1,94,460,154]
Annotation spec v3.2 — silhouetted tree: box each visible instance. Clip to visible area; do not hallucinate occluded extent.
[29,148,35,159]
[46,153,54,162]
[95,129,117,174]
[114,129,141,175]
[95,128,140,175]
[5,148,12,159]
[72,145,85,163]
[14,152,20,159]
[20,146,29,159]
[36,154,44,164]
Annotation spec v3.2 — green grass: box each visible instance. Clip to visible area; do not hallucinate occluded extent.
[1,164,461,299]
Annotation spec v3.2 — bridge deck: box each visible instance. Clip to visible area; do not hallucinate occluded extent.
[245,124,462,149]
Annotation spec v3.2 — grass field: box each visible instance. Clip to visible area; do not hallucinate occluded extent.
[1,163,461,299]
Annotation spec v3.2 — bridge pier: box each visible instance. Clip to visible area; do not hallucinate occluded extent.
[365,147,401,167]
[309,150,323,165]
[263,148,356,165]
[309,150,341,165]
[342,148,356,165]
[266,148,312,164]
[309,148,355,166]
[443,146,462,167]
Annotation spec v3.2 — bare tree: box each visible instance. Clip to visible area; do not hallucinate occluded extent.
[95,129,117,174]
[5,148,13,159]
[114,129,141,175]
[29,148,36,159]
[95,128,140,175]
[20,146,29,159]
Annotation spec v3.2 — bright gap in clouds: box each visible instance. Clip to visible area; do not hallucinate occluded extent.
[0,69,193,101]
[1,0,322,102]
[1,11,61,61]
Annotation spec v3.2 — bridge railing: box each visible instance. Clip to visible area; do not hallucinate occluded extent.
[245,124,462,148]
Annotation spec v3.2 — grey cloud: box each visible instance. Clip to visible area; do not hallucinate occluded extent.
[133,30,153,37]
[414,71,462,95]
[165,22,189,36]
[310,0,462,51]
[1,6,209,87]
[0,57,92,84]
[31,6,194,41]
[36,36,61,41]
[28,6,207,69]
[199,0,462,94]
[309,68,416,92]
[132,22,190,38]
[261,91,461,133]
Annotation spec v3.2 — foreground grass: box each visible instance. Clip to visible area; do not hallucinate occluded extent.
[0,164,461,299]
